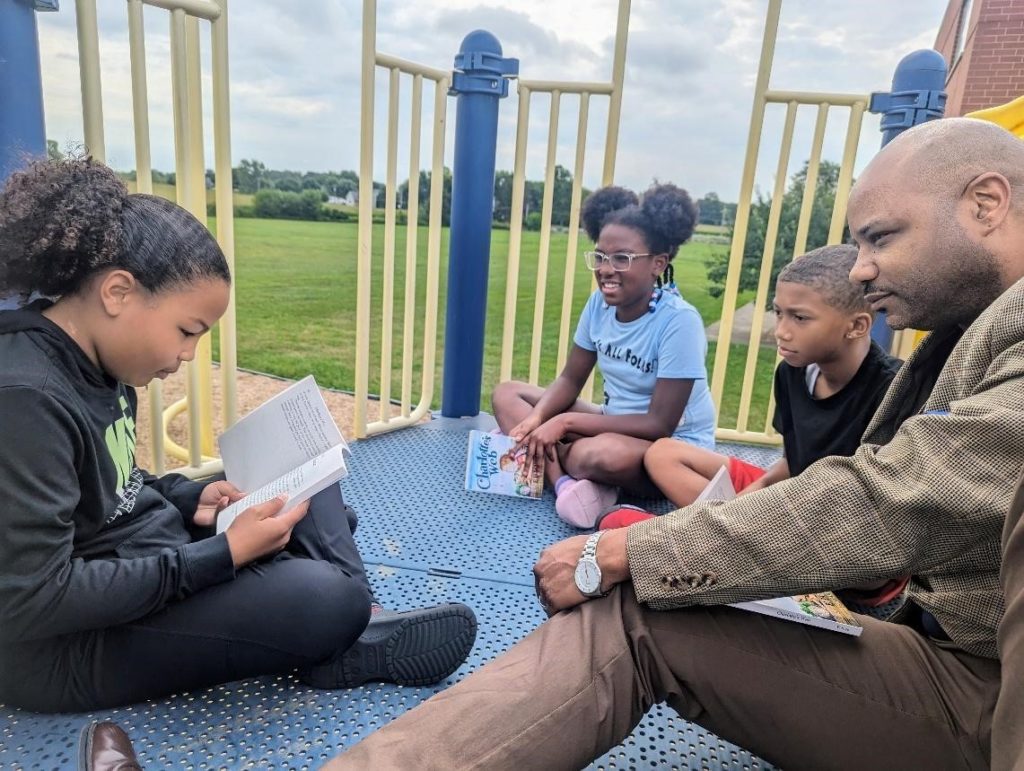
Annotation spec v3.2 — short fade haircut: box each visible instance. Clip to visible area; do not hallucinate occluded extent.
[776,243,869,315]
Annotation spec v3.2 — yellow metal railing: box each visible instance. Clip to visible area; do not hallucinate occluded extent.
[497,0,631,404]
[353,1,630,437]
[75,0,237,476]
[354,0,448,438]
[352,0,636,436]
[709,0,869,446]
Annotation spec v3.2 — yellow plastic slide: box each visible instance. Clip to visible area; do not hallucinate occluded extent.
[967,95,1024,138]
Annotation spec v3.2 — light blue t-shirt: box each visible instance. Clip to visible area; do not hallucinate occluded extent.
[573,289,717,449]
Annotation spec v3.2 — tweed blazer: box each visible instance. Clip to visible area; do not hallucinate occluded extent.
[627,277,1024,659]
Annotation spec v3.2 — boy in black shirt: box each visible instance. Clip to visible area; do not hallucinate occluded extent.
[604,245,903,602]
[641,242,900,503]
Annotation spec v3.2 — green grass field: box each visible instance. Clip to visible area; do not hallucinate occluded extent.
[208,216,778,430]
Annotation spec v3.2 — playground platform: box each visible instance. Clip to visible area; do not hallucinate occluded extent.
[0,416,783,769]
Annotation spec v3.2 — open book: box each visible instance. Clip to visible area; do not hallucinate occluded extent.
[464,430,544,499]
[214,375,351,533]
[698,466,863,637]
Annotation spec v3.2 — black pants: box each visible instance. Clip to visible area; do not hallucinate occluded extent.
[1,485,373,712]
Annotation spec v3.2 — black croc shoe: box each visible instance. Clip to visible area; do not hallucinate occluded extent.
[303,602,478,688]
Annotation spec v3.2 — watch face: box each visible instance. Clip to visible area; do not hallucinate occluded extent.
[574,559,601,595]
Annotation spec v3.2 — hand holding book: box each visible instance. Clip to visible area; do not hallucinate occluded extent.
[213,376,353,534]
[194,479,246,527]
[221,494,310,567]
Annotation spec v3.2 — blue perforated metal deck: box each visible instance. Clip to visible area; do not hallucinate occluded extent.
[0,417,782,769]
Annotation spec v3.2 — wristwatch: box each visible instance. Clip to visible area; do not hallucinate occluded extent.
[574,531,608,598]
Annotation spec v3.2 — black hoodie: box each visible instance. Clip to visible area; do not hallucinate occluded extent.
[0,301,235,646]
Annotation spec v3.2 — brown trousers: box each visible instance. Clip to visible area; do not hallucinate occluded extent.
[328,584,1001,770]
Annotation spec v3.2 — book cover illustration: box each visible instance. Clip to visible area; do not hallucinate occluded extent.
[464,430,544,500]
[730,592,863,636]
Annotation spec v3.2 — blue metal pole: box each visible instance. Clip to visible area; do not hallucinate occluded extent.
[867,49,947,348]
[0,0,52,185]
[441,31,518,417]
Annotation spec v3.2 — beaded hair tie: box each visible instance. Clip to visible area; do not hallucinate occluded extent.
[650,263,679,312]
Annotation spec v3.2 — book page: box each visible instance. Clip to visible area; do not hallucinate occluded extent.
[218,375,347,491]
[694,465,737,503]
[215,444,350,534]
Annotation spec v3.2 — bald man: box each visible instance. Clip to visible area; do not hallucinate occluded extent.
[330,118,1024,770]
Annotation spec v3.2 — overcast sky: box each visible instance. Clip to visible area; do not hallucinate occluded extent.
[36,0,949,201]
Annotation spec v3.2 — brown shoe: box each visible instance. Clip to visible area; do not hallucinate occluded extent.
[78,721,142,771]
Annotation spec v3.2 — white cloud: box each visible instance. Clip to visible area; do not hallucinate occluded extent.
[35,0,948,200]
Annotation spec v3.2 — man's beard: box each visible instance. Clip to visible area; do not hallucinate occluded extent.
[893,236,1003,331]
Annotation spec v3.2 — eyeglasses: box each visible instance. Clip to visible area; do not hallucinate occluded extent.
[582,250,654,272]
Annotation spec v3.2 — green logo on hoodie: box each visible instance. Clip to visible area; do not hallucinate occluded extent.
[105,394,137,492]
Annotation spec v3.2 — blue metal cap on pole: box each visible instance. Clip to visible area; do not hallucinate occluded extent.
[0,0,52,185]
[441,31,518,417]
[867,49,947,348]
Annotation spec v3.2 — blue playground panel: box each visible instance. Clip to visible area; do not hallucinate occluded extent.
[0,417,782,769]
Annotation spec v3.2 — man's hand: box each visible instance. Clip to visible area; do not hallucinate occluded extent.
[533,528,630,616]
[194,480,246,527]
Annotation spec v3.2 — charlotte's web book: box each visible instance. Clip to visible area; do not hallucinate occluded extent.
[214,375,351,533]
[464,430,544,500]
[696,466,863,637]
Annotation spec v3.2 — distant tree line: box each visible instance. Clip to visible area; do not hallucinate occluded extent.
[103,148,736,232]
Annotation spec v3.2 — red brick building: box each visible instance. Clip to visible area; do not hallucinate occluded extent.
[935,0,1024,116]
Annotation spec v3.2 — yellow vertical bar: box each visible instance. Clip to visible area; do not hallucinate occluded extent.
[736,101,797,433]
[184,16,215,458]
[211,0,238,429]
[379,67,400,422]
[528,91,561,384]
[421,77,448,410]
[169,13,187,199]
[127,2,152,195]
[127,0,165,474]
[709,0,781,414]
[499,85,531,382]
[792,103,830,257]
[168,10,202,467]
[402,74,423,417]
[75,0,105,162]
[355,0,376,439]
[828,101,865,243]
[556,93,590,373]
[601,0,630,185]
[762,388,779,436]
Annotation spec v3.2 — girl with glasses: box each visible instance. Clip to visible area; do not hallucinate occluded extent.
[491,183,716,527]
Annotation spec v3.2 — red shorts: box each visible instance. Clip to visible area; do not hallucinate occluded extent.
[728,456,767,491]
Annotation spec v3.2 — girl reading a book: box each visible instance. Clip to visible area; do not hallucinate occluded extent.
[492,183,716,527]
[0,158,475,712]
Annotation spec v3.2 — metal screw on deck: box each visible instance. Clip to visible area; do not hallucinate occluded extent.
[441,31,518,418]
[867,49,947,349]
[0,0,57,185]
